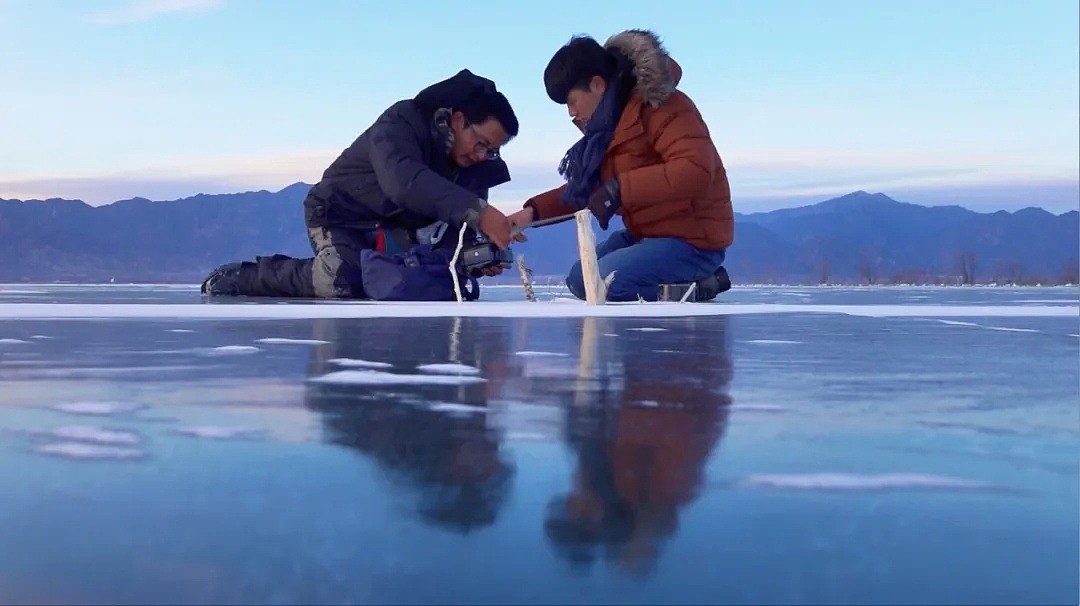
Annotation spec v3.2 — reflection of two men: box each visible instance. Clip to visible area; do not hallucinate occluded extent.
[299,313,735,574]
[543,316,734,577]
[302,317,515,532]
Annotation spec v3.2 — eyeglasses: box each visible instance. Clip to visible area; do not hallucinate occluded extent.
[466,122,501,160]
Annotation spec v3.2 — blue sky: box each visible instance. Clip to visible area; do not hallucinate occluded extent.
[1,0,1077,213]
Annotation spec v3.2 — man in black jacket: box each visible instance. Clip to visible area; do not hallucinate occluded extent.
[201,69,520,299]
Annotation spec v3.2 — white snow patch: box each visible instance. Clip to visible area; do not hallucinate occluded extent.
[635,400,662,407]
[746,339,802,345]
[427,402,488,414]
[0,338,30,344]
[0,289,46,295]
[417,363,481,375]
[174,426,266,440]
[37,425,140,445]
[166,329,194,333]
[984,326,1039,333]
[515,351,569,357]
[35,442,145,460]
[603,333,619,337]
[50,401,147,416]
[29,335,54,339]
[937,320,979,326]
[310,370,487,386]
[254,338,330,345]
[627,327,667,332]
[1070,334,1080,338]
[1,301,1075,320]
[740,473,997,492]
[328,358,393,369]
[203,345,261,356]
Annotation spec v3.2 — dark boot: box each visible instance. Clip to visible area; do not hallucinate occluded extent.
[693,266,732,302]
[200,262,249,296]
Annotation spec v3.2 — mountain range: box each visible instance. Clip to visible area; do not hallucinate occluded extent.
[0,185,1076,285]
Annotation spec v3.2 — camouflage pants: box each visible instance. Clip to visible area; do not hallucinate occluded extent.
[308,226,372,299]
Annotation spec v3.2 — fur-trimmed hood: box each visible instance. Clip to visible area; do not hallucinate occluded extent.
[604,29,682,108]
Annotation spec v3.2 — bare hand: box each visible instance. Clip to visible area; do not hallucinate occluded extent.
[478,205,511,249]
[480,262,511,277]
[507,207,536,243]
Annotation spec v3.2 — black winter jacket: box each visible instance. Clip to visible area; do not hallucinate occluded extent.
[303,70,511,232]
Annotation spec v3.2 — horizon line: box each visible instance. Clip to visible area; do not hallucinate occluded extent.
[2,182,1077,217]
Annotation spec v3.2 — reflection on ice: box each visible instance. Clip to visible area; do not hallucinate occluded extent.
[304,318,514,533]
[174,426,267,440]
[540,315,734,578]
[50,401,148,416]
[738,473,1002,492]
[0,286,1075,603]
[21,365,209,378]
[745,339,802,344]
[310,369,487,386]
[31,425,140,445]
[34,441,146,460]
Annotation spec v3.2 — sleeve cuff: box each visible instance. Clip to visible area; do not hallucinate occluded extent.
[461,198,488,230]
[523,199,540,221]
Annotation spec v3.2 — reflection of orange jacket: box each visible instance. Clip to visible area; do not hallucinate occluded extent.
[526,30,733,251]
[602,315,732,509]
[610,399,725,508]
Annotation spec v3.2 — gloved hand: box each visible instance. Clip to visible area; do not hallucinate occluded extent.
[587,178,621,230]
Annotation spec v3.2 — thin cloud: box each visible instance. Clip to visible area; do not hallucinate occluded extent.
[87,0,224,25]
[0,175,259,205]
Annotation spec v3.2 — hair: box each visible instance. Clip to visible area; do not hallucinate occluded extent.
[458,90,519,139]
[543,35,619,104]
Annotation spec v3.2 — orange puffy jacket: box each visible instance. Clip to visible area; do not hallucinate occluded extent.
[525,30,734,251]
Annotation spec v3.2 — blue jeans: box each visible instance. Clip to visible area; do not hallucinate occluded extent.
[566,229,727,302]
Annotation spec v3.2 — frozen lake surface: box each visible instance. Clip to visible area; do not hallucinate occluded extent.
[0,284,1077,604]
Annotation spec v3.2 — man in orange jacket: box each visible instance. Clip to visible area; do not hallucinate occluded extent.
[508,30,734,302]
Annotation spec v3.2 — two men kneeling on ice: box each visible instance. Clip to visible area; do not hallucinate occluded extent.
[200,29,733,303]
